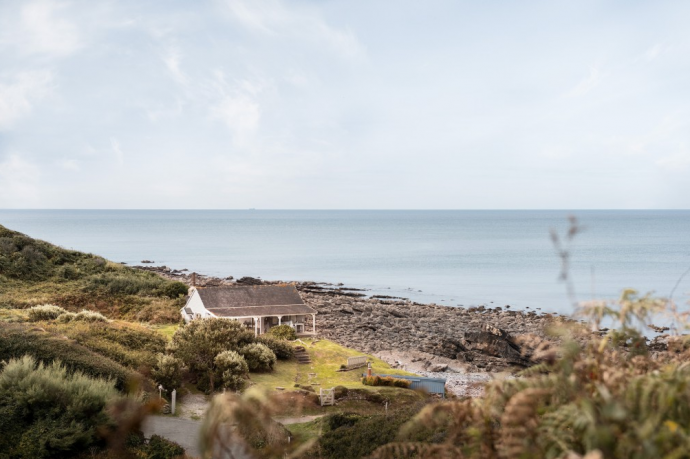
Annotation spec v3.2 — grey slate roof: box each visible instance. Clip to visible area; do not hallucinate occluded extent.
[197,285,316,318]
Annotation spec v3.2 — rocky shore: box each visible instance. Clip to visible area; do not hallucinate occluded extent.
[137,265,564,395]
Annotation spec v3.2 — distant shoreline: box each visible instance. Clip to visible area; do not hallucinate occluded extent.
[137,264,563,395]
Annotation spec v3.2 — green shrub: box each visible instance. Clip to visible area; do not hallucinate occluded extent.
[0,323,138,390]
[151,354,183,390]
[0,355,117,458]
[362,375,411,388]
[45,321,167,370]
[144,434,186,459]
[56,311,76,322]
[326,412,361,430]
[74,309,109,322]
[257,336,294,360]
[162,281,188,299]
[86,273,166,296]
[27,304,67,321]
[319,408,419,459]
[214,350,249,391]
[268,324,297,340]
[239,343,277,372]
[170,318,256,391]
[57,264,80,280]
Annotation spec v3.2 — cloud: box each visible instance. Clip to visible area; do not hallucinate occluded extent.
[162,47,187,85]
[210,72,265,145]
[223,0,364,58]
[606,115,688,157]
[213,94,261,146]
[565,67,603,98]
[146,98,184,122]
[111,138,124,165]
[656,149,690,172]
[643,43,669,61]
[0,155,41,207]
[0,0,82,57]
[60,159,80,171]
[0,70,54,129]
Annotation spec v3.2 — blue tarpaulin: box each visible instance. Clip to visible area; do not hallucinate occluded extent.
[369,374,447,398]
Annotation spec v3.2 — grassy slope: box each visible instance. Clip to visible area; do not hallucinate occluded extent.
[250,338,416,390]
[1,225,429,423]
[0,224,185,322]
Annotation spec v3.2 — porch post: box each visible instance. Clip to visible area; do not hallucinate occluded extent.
[278,316,282,326]
[254,317,259,336]
[312,314,316,334]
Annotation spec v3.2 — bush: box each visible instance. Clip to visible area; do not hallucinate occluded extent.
[0,323,138,390]
[27,304,67,321]
[57,311,76,323]
[74,309,109,322]
[326,412,360,430]
[362,375,412,388]
[257,336,294,360]
[87,273,165,296]
[239,343,277,372]
[169,318,256,392]
[268,324,297,340]
[162,281,189,299]
[0,355,117,458]
[214,350,249,391]
[319,408,419,459]
[144,435,186,459]
[44,320,167,370]
[151,354,183,391]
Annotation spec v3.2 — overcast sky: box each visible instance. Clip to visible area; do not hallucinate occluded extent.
[0,0,688,209]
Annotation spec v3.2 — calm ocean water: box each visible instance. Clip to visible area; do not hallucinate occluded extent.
[1,210,689,315]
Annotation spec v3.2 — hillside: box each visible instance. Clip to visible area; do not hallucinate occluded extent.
[0,224,187,322]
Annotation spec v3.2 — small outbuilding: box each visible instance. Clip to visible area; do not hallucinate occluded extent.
[181,284,317,336]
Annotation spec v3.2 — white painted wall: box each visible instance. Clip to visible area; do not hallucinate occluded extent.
[181,288,216,322]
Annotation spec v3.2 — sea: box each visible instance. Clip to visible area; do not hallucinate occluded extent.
[1,210,689,317]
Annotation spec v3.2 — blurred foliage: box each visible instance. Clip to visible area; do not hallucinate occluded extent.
[0,355,117,458]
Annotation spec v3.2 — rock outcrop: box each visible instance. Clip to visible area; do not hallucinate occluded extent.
[295,282,561,372]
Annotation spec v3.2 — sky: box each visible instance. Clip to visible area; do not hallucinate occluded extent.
[0,0,689,209]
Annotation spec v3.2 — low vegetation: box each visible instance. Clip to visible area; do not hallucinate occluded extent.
[248,338,416,395]
[0,224,187,323]
[240,342,278,372]
[269,323,297,340]
[215,350,250,390]
[0,322,140,390]
[0,355,117,458]
[362,375,412,388]
[365,291,690,459]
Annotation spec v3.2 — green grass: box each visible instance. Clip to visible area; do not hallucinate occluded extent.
[287,418,325,450]
[0,224,186,323]
[152,323,179,340]
[249,338,416,391]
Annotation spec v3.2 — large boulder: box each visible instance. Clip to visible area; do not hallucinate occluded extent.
[462,324,527,365]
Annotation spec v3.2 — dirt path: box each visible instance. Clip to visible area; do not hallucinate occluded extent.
[142,416,203,458]
[178,393,209,420]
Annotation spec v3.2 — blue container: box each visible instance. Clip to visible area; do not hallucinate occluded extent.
[369,374,447,398]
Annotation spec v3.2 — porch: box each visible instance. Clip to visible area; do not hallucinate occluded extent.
[240,313,317,336]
